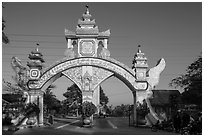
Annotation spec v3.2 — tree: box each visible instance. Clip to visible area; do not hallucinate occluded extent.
[2,4,9,44]
[62,84,109,115]
[99,86,109,105]
[63,84,82,106]
[2,79,26,113]
[43,85,60,114]
[82,101,97,117]
[2,79,23,94]
[62,84,82,116]
[169,55,202,108]
[112,104,130,117]
[136,100,149,119]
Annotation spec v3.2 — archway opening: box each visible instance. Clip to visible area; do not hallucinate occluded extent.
[101,76,133,106]
[51,76,74,102]
[43,75,82,118]
[94,76,133,128]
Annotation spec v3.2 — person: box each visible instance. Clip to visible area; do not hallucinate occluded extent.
[173,110,182,133]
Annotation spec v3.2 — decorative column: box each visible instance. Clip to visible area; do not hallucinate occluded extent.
[132,91,137,126]
[38,92,44,125]
[67,38,73,48]
[103,39,108,49]
[29,90,44,126]
[132,45,148,126]
[64,5,111,126]
[27,44,45,126]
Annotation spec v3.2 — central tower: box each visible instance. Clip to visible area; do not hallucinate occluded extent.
[65,5,110,58]
[64,5,111,109]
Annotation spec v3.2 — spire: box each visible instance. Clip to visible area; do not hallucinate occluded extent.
[82,5,92,21]
[65,5,110,38]
[138,45,142,53]
[134,45,148,62]
[76,5,99,35]
[85,5,90,15]
[27,43,45,67]
[132,45,148,71]
[36,43,39,52]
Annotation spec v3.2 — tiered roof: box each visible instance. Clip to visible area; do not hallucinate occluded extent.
[133,45,148,68]
[27,45,44,68]
[65,5,110,39]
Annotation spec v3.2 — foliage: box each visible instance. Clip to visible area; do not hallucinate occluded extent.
[82,101,97,117]
[169,94,180,114]
[112,104,130,117]
[105,105,113,115]
[63,84,82,107]
[2,79,24,94]
[43,85,60,114]
[2,79,27,113]
[62,84,109,116]
[2,93,24,103]
[112,102,149,118]
[24,103,40,117]
[99,86,109,105]
[169,55,202,108]
[136,100,149,117]
[2,4,9,44]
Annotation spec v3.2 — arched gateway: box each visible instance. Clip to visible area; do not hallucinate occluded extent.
[13,6,166,126]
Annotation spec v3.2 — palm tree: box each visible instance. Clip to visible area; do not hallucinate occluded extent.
[43,85,57,115]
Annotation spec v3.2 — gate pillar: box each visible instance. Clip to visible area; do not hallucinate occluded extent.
[29,90,44,126]
[133,91,137,126]
[38,93,44,126]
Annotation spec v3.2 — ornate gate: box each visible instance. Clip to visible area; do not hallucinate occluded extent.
[11,6,166,126]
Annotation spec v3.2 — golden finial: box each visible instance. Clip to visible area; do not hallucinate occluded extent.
[138,45,142,53]
[85,5,89,14]
[36,43,39,52]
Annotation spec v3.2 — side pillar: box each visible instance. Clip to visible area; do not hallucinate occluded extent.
[29,90,44,126]
[38,94,44,126]
[133,91,137,126]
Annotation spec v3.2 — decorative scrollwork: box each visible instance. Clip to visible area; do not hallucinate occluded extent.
[11,56,29,90]
[62,67,82,90]
[30,58,137,90]
[92,67,113,90]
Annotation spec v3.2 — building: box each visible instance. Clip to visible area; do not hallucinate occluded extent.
[149,90,181,119]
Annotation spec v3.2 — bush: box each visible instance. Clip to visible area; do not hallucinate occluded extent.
[82,101,96,117]
[24,103,40,117]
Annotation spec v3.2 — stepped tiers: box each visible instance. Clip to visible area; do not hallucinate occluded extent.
[27,47,45,70]
[65,5,110,38]
[28,51,45,63]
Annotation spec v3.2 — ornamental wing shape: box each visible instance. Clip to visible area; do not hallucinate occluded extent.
[146,58,166,89]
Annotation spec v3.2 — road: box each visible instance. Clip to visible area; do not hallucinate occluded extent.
[3,117,178,135]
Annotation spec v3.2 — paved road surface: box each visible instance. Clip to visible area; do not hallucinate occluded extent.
[3,117,178,135]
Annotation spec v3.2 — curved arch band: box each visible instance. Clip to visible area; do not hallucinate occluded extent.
[28,57,148,92]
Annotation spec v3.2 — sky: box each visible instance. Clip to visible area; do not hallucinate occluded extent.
[2,2,202,106]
